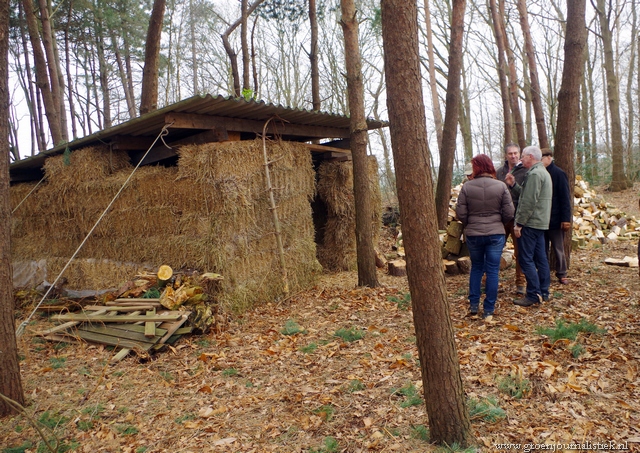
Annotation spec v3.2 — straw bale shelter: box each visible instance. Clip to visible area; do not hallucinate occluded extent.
[10,95,386,312]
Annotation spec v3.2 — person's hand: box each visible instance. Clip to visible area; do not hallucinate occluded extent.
[514,225,522,238]
[561,222,571,232]
[505,173,515,187]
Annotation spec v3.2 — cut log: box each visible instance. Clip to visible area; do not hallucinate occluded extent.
[500,251,513,270]
[444,260,459,275]
[446,220,464,239]
[387,259,407,277]
[444,235,462,255]
[157,265,173,288]
[604,258,631,267]
[456,256,471,274]
[375,249,387,268]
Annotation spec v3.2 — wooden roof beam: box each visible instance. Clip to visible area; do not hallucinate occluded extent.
[165,112,350,139]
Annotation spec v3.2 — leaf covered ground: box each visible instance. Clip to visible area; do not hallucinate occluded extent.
[3,188,640,453]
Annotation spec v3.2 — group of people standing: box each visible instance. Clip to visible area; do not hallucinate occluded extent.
[455,144,572,319]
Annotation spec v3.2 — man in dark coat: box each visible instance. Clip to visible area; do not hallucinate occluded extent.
[497,143,528,294]
[542,149,572,284]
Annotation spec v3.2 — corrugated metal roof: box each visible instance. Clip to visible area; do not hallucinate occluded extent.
[10,94,387,181]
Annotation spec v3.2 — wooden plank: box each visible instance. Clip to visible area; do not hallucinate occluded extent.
[112,298,161,303]
[81,323,167,337]
[110,348,132,363]
[52,313,183,322]
[165,112,351,139]
[77,325,161,345]
[301,143,352,154]
[39,309,109,335]
[84,305,157,312]
[158,313,190,345]
[73,330,155,350]
[145,309,156,338]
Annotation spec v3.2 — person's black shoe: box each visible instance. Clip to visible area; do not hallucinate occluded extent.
[513,297,539,307]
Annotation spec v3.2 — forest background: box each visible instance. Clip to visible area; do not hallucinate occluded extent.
[6,0,640,199]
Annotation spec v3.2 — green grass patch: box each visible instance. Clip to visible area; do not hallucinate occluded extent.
[135,448,148,453]
[222,368,239,377]
[36,440,79,453]
[309,436,339,453]
[468,396,506,423]
[53,342,69,351]
[49,357,67,369]
[38,411,69,429]
[312,405,334,422]
[570,343,585,358]
[3,442,33,453]
[116,424,138,436]
[387,292,411,310]
[391,382,424,408]
[196,339,211,348]
[174,413,196,424]
[410,424,429,441]
[142,287,161,299]
[333,327,365,342]
[435,443,476,452]
[536,318,605,342]
[77,420,94,431]
[497,374,531,399]
[280,319,307,336]
[300,342,317,354]
[159,371,174,382]
[347,379,365,392]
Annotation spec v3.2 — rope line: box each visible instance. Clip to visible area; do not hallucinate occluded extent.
[11,176,45,214]
[16,123,173,337]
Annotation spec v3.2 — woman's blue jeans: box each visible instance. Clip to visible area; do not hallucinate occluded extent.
[466,234,506,314]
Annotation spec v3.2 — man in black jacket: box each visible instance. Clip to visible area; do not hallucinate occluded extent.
[542,149,572,284]
[497,143,528,294]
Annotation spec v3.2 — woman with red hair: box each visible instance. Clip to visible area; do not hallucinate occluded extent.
[455,154,514,318]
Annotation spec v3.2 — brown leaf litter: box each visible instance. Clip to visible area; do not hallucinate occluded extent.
[4,185,640,452]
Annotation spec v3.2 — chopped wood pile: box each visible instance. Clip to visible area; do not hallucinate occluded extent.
[36,266,225,362]
[435,176,639,275]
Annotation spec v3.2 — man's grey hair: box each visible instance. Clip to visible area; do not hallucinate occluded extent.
[522,145,542,161]
[504,143,520,154]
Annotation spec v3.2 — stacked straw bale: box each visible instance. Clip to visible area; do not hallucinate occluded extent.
[317,155,381,270]
[11,140,321,312]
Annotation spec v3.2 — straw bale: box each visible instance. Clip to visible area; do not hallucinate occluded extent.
[316,157,381,271]
[12,140,319,312]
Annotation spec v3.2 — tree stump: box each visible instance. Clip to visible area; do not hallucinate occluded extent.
[388,259,407,277]
[456,256,471,274]
[443,260,459,275]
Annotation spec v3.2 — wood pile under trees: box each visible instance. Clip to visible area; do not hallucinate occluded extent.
[436,177,640,275]
[316,156,381,271]
[10,140,322,314]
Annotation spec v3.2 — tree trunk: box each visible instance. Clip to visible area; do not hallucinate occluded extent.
[240,0,250,91]
[380,0,472,446]
[340,0,379,288]
[222,0,266,98]
[1,0,26,415]
[112,31,136,118]
[625,2,637,179]
[309,0,320,111]
[459,66,473,162]
[140,0,166,115]
[423,0,443,149]
[500,0,526,149]
[22,0,62,145]
[17,0,44,153]
[488,0,512,145]
[64,0,78,140]
[37,0,68,143]
[555,0,587,271]
[94,4,111,128]
[595,0,629,190]
[517,0,549,149]
[190,0,199,95]
[434,0,466,230]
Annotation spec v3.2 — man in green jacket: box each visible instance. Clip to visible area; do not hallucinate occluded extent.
[505,146,552,306]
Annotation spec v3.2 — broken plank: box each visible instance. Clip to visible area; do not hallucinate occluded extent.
[112,298,161,303]
[79,324,167,339]
[110,348,132,363]
[77,325,162,345]
[84,305,158,312]
[52,313,183,323]
[73,329,156,350]
[39,309,109,335]
[145,309,156,338]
